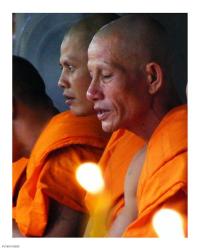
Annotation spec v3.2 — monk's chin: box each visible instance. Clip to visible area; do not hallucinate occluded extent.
[70,107,95,117]
[102,121,118,133]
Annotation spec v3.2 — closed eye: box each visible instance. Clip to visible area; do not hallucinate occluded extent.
[103,74,112,79]
[102,70,113,80]
[102,74,113,82]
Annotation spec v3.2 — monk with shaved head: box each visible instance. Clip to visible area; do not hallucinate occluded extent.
[87,15,187,237]
[58,14,119,116]
[13,14,118,237]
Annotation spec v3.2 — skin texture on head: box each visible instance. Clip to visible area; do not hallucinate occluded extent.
[87,15,182,141]
[13,56,58,161]
[58,14,119,116]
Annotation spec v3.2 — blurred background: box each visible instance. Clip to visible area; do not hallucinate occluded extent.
[13,13,187,112]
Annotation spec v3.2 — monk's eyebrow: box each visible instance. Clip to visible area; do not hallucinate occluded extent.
[100,61,125,72]
[60,55,78,65]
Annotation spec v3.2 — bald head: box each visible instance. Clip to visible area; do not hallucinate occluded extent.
[93,15,171,73]
[65,14,119,50]
[59,14,119,116]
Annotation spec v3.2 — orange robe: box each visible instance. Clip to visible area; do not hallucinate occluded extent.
[12,157,28,196]
[12,157,28,218]
[85,129,144,232]
[123,105,187,237]
[14,111,110,236]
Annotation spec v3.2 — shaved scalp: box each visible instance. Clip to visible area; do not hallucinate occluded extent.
[96,14,171,70]
[13,55,56,109]
[64,13,119,50]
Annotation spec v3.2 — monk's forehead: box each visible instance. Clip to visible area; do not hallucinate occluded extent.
[62,31,88,51]
[88,33,145,72]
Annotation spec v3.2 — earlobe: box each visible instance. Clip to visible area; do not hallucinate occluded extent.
[145,62,163,95]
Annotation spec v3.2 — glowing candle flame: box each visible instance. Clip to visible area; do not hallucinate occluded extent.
[76,162,104,194]
[152,208,185,238]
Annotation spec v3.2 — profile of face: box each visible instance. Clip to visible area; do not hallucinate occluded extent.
[87,35,151,133]
[58,33,95,116]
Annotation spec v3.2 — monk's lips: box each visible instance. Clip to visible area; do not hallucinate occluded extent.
[64,96,75,105]
[95,108,110,120]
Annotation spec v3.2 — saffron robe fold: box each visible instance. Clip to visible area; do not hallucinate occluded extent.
[12,157,28,196]
[122,105,187,237]
[14,111,110,236]
[12,157,28,218]
[85,129,144,233]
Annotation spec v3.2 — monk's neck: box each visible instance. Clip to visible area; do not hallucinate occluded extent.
[128,105,174,142]
[135,92,182,141]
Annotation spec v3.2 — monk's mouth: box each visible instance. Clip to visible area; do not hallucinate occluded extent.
[95,108,110,121]
[65,96,75,105]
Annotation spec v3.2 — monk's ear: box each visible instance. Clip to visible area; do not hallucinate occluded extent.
[145,62,163,95]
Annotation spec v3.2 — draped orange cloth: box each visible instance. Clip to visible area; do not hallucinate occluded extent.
[13,111,110,236]
[12,157,28,219]
[12,157,28,196]
[122,105,187,237]
[85,129,144,229]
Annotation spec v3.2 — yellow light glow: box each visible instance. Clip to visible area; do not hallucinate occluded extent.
[76,162,104,194]
[152,208,185,238]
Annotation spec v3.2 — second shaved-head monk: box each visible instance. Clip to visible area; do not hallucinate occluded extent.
[87,15,187,237]
[13,12,118,238]
[58,13,119,116]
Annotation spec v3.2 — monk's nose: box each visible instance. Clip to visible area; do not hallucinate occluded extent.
[58,70,70,89]
[86,81,104,102]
